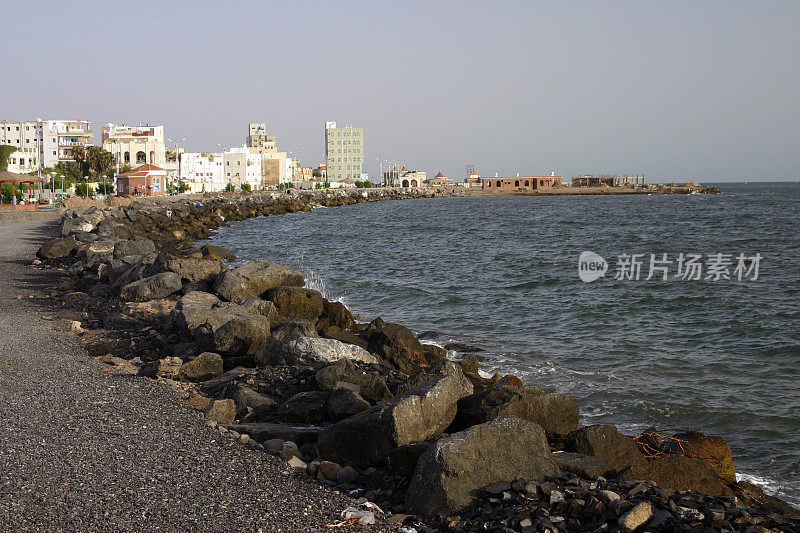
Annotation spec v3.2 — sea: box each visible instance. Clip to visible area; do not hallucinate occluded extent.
[205,182,800,506]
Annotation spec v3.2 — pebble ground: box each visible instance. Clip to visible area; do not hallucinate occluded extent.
[0,218,371,532]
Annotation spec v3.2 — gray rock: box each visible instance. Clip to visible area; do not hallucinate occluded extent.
[113,239,155,259]
[551,451,614,479]
[205,399,236,424]
[213,261,304,302]
[287,456,306,469]
[119,272,183,302]
[148,252,224,284]
[235,298,278,325]
[176,352,223,382]
[564,425,647,472]
[618,502,652,532]
[284,337,378,365]
[317,371,473,469]
[327,387,371,422]
[314,359,392,403]
[318,460,342,481]
[336,465,360,484]
[276,391,330,424]
[198,366,251,397]
[253,320,318,366]
[405,416,560,516]
[37,237,77,259]
[451,385,580,440]
[194,311,271,358]
[138,357,183,379]
[223,423,323,447]
[264,286,325,322]
[233,386,275,421]
[168,291,222,341]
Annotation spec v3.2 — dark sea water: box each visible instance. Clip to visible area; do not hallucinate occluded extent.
[207,183,800,505]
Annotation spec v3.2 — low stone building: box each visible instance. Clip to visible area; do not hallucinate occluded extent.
[427,171,454,187]
[481,174,562,190]
[117,164,167,196]
[572,175,645,187]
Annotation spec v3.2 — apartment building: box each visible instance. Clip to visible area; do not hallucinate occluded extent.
[0,119,93,168]
[179,152,225,193]
[324,121,364,181]
[101,124,166,168]
[247,123,276,152]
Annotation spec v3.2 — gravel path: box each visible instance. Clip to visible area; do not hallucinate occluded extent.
[0,219,368,532]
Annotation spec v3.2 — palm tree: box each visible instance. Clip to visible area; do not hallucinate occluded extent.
[86,147,115,194]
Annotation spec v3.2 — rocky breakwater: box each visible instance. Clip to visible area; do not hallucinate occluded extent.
[35,190,799,531]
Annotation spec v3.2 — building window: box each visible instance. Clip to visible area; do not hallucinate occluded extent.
[149,151,154,163]
[124,151,130,163]
[136,151,146,164]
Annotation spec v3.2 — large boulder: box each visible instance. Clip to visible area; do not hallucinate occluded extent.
[276,391,330,423]
[365,319,429,374]
[264,287,325,322]
[405,416,560,516]
[317,371,473,469]
[317,300,356,332]
[564,425,647,472]
[149,253,224,284]
[113,239,155,259]
[552,451,614,479]
[168,291,222,341]
[61,213,101,236]
[619,454,733,496]
[213,261,304,302]
[328,387,371,421]
[194,311,271,358]
[253,320,318,366]
[662,430,736,483]
[233,386,275,421]
[450,385,580,440]
[119,272,183,302]
[284,337,378,365]
[313,359,392,403]
[37,238,77,259]
[176,352,223,382]
[138,357,183,379]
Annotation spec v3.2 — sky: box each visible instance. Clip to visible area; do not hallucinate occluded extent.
[2,1,799,182]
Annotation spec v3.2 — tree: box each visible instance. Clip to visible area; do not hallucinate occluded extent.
[86,146,114,183]
[72,145,90,177]
[178,180,189,193]
[97,180,115,195]
[0,145,16,172]
[312,169,322,178]
[240,183,251,192]
[225,182,236,193]
[75,182,94,197]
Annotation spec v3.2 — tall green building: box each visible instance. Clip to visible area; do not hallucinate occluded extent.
[324,121,364,181]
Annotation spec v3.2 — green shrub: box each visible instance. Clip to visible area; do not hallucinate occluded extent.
[240,183,251,192]
[225,182,236,193]
[75,182,94,197]
[0,145,17,172]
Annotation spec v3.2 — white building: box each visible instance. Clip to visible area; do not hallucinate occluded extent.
[1,119,93,168]
[101,124,166,169]
[179,152,225,193]
[223,146,265,190]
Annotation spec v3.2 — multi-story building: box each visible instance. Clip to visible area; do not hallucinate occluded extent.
[324,121,364,181]
[101,124,166,169]
[1,119,93,168]
[247,123,277,152]
[4,148,39,173]
[383,165,426,187]
[179,152,225,193]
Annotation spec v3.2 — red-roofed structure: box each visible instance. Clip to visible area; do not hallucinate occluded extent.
[117,164,167,196]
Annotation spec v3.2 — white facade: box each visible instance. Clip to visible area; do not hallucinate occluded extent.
[223,146,264,190]
[101,124,166,169]
[1,119,93,168]
[5,148,39,173]
[179,152,225,193]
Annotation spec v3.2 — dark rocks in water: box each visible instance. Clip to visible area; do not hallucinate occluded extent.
[200,243,229,261]
[364,318,429,375]
[320,326,368,349]
[619,454,732,496]
[661,430,736,483]
[317,372,473,469]
[316,300,356,332]
[450,385,581,441]
[176,351,224,382]
[119,272,183,302]
[213,260,304,302]
[37,237,78,259]
[565,425,647,472]
[395,359,466,396]
[422,344,449,365]
[276,390,330,423]
[327,387,371,421]
[263,286,325,323]
[253,320,318,366]
[444,342,483,353]
[194,311,270,358]
[405,416,560,516]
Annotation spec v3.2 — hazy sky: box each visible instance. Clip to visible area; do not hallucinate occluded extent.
[3,1,799,182]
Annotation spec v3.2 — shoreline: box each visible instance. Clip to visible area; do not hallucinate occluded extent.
[31,189,798,530]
